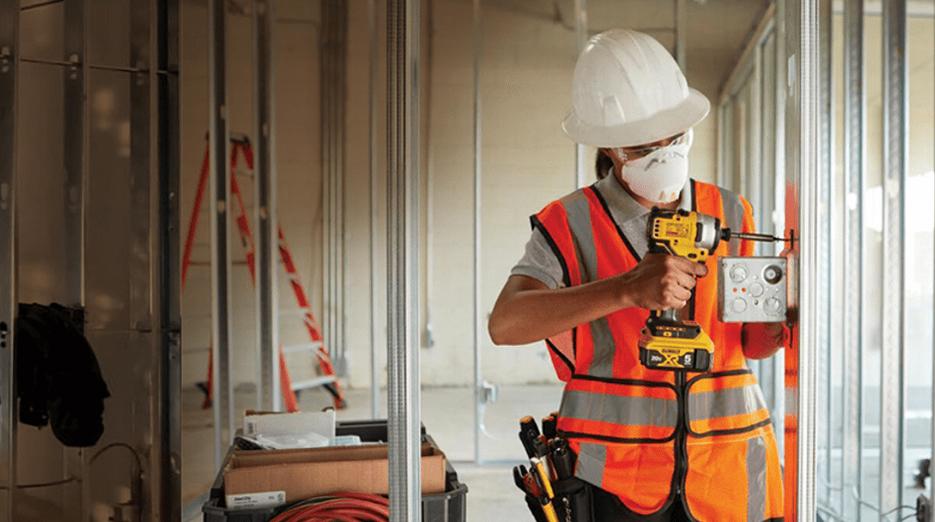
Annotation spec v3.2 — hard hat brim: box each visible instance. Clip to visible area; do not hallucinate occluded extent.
[562,88,711,148]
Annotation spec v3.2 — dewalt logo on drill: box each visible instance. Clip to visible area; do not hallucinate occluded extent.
[663,222,690,240]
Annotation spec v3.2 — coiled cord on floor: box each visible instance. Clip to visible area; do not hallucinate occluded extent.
[270,492,390,522]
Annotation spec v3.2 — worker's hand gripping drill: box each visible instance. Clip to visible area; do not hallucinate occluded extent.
[617,253,707,311]
[637,209,721,371]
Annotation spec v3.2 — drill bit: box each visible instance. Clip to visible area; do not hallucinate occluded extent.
[718,227,790,244]
[728,231,790,243]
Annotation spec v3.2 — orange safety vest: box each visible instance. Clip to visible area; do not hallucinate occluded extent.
[533,179,784,521]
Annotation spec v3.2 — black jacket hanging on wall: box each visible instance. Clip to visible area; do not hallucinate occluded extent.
[15,303,110,447]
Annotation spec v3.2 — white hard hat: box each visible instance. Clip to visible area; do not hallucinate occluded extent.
[562,29,710,148]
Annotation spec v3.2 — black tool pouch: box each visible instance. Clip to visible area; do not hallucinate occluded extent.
[551,477,594,522]
[523,495,550,522]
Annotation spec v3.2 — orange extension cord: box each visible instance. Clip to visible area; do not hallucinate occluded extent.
[269,492,390,522]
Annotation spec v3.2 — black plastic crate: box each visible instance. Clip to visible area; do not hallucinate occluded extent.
[203,475,467,522]
[202,420,467,522]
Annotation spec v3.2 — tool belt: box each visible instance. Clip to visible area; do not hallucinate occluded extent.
[514,414,595,522]
[523,476,593,522]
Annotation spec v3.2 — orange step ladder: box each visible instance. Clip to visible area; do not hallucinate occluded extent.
[182,133,346,412]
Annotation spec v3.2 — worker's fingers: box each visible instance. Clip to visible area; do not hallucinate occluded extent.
[663,255,692,272]
[662,295,689,310]
[660,259,697,289]
[666,285,692,302]
[673,270,697,291]
[665,256,707,278]
[660,270,694,296]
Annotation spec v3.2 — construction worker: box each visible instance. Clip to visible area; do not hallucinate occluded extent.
[489,30,786,521]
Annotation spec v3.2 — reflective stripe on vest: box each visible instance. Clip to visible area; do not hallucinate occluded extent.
[746,435,768,521]
[574,441,608,488]
[562,192,619,378]
[686,370,772,435]
[558,376,678,441]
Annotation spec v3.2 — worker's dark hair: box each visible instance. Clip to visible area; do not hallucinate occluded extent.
[595,148,614,180]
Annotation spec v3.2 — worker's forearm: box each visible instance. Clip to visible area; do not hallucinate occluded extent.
[489,278,628,346]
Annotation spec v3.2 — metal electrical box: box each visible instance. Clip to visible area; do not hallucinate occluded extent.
[718,257,787,323]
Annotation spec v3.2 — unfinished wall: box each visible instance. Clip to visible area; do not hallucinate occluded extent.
[841,12,935,409]
[16,4,74,516]
[15,1,169,520]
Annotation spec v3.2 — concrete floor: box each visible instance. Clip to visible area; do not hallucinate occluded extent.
[182,383,564,520]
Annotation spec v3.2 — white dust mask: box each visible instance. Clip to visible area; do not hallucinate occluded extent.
[616,130,693,203]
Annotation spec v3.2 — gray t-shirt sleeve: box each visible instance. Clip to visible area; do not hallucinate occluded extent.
[509,228,566,289]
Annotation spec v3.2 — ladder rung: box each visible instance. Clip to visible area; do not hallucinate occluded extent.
[291,375,336,391]
[283,342,323,354]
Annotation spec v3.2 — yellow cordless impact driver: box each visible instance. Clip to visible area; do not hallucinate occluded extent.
[638,208,784,372]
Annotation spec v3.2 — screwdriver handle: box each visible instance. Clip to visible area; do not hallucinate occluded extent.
[532,457,555,499]
[542,414,557,440]
[530,461,560,522]
[540,499,560,522]
[520,416,542,459]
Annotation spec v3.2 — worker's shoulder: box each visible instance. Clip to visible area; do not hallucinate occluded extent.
[533,186,591,216]
[693,179,751,206]
[692,178,731,196]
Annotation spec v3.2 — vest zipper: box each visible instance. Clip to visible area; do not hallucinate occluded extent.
[674,370,688,498]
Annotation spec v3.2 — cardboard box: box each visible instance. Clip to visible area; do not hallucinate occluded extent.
[242,410,336,439]
[223,441,447,505]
